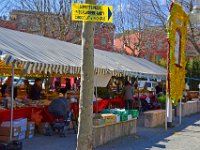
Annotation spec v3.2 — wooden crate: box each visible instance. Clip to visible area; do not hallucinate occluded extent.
[100,114,116,125]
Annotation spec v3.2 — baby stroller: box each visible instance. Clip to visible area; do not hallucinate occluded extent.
[48,97,78,137]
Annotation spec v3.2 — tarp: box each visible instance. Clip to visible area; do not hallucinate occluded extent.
[94,74,112,87]
[0,27,166,78]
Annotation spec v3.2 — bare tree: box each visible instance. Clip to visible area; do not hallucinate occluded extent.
[76,0,95,150]
[0,0,83,42]
[147,0,200,54]
[114,0,157,57]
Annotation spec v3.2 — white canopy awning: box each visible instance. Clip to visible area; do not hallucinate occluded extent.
[0,27,166,78]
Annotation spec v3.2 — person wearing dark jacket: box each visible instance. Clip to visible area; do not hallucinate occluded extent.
[60,78,71,95]
[1,76,17,99]
[155,82,163,95]
[29,78,42,100]
[48,95,70,120]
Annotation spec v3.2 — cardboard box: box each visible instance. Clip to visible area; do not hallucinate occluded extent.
[0,136,18,143]
[1,118,27,132]
[27,121,35,131]
[26,130,34,139]
[128,115,132,120]
[0,126,21,137]
[115,115,120,123]
[0,132,25,142]
[100,114,116,125]
[93,119,105,126]
[15,118,27,132]
[1,120,21,128]
[18,132,26,140]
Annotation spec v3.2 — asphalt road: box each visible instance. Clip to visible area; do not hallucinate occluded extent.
[23,113,200,150]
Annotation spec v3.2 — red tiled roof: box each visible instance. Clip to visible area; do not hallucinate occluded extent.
[0,20,16,30]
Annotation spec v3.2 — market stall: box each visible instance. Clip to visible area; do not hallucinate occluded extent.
[0,27,166,144]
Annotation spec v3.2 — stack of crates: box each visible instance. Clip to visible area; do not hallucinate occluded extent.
[101,109,139,122]
[127,110,139,118]
[120,111,128,121]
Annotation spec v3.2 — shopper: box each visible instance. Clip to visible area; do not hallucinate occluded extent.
[1,76,18,99]
[155,82,163,95]
[24,79,31,98]
[122,81,134,110]
[59,78,71,95]
[29,78,42,100]
[65,78,71,91]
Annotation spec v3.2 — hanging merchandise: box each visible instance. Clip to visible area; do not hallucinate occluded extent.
[166,2,189,104]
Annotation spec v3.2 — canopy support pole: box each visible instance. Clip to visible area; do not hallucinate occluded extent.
[167,97,173,128]
[137,76,141,114]
[95,76,98,114]
[10,62,14,142]
[95,85,98,113]
[165,93,168,130]
[179,98,182,125]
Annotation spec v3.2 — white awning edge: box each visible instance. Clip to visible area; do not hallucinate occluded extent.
[0,27,167,78]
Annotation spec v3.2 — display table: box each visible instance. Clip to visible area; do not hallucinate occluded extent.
[0,107,55,124]
[93,118,137,148]
[70,98,125,115]
[0,99,119,124]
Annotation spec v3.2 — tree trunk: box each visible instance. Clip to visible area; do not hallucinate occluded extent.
[76,0,96,150]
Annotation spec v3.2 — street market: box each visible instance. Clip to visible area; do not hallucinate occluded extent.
[0,27,167,145]
[0,0,199,149]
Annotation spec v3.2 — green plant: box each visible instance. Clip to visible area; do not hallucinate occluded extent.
[186,56,200,90]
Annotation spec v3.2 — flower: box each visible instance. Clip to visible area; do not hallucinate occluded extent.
[166,3,189,104]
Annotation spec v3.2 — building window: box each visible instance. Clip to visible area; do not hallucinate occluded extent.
[157,55,162,61]
[158,40,162,50]
[145,54,150,60]
[145,40,151,49]
[101,37,107,45]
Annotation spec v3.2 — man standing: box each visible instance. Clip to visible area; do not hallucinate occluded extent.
[122,81,134,110]
[29,78,42,100]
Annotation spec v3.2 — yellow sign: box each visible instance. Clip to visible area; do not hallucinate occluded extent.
[72,3,113,23]
[166,2,189,104]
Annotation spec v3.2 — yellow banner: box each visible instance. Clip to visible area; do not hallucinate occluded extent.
[166,3,189,104]
[72,3,113,23]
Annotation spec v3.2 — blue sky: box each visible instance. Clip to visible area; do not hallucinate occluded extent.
[0,0,171,32]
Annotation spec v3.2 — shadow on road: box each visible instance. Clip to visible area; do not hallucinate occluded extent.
[95,113,200,150]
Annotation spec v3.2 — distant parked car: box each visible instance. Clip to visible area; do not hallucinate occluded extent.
[2,77,25,86]
[138,80,157,92]
[2,77,35,86]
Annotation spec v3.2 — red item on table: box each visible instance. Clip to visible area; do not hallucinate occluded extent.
[31,109,43,126]
[0,107,55,124]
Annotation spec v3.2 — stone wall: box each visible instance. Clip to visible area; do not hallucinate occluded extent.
[176,100,200,117]
[144,109,165,127]
[92,119,137,148]
[143,109,175,128]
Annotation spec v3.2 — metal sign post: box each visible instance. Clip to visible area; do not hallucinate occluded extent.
[10,62,14,142]
[179,98,182,125]
[165,94,168,130]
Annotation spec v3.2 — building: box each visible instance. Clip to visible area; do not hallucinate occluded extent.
[0,20,16,30]
[114,28,199,62]
[9,10,115,51]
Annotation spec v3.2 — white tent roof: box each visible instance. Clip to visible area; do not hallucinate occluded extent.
[0,27,166,78]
